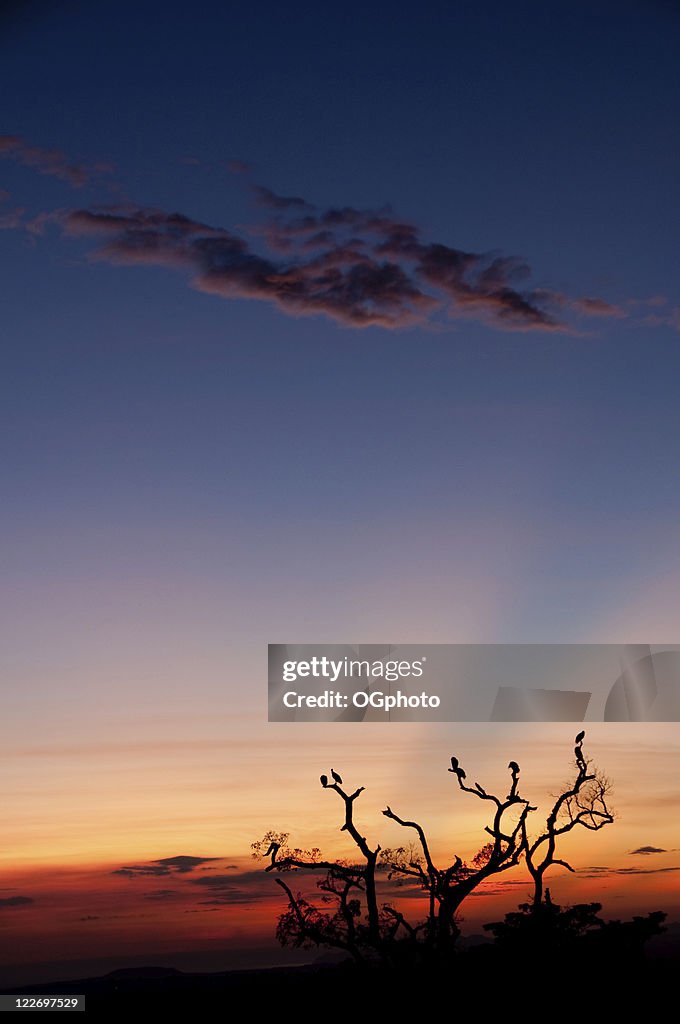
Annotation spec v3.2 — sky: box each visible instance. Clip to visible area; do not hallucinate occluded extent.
[1,0,680,985]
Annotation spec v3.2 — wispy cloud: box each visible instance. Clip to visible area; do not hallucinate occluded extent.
[582,863,680,877]
[642,308,680,331]
[535,290,627,319]
[253,185,314,212]
[3,134,651,333]
[55,202,435,329]
[143,889,178,900]
[154,856,221,873]
[614,866,680,875]
[0,895,34,908]
[630,845,667,855]
[0,134,111,188]
[112,865,172,878]
[47,186,630,333]
[112,855,220,878]
[190,870,276,905]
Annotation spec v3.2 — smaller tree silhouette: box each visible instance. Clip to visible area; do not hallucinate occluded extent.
[484,892,666,965]
[252,777,383,961]
[523,732,614,908]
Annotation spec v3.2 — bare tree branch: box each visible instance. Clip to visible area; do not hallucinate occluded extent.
[525,733,614,907]
[255,736,615,963]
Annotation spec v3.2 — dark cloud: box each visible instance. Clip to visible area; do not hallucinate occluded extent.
[155,856,220,873]
[44,180,627,333]
[190,870,276,906]
[143,889,178,901]
[112,855,220,878]
[612,865,680,876]
[113,865,171,878]
[191,871,267,889]
[630,846,667,855]
[0,132,656,332]
[57,203,431,328]
[253,185,314,212]
[197,895,259,906]
[0,134,110,188]
[0,895,34,908]
[195,885,268,906]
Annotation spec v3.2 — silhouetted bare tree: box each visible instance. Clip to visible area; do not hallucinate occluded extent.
[252,734,614,965]
[252,779,382,961]
[523,732,614,907]
[380,754,532,957]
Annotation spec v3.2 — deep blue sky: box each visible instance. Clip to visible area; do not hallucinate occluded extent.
[1,0,680,716]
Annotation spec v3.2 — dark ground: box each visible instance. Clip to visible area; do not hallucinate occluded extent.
[1,954,678,1018]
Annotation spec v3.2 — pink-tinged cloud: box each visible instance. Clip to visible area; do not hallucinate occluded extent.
[642,308,680,331]
[533,289,628,320]
[573,296,627,318]
[0,134,111,188]
[43,183,630,331]
[630,295,668,308]
[58,204,434,328]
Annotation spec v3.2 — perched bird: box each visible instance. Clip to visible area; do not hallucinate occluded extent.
[320,774,328,788]
[458,768,467,780]
[448,756,459,773]
[575,730,586,744]
[508,761,520,773]
[264,841,280,858]
[331,769,343,784]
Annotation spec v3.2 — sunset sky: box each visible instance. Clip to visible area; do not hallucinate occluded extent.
[2,0,680,986]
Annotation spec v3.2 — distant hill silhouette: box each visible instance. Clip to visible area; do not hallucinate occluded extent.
[3,939,679,1016]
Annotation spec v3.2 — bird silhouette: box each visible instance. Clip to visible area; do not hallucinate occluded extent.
[508,761,520,773]
[331,769,343,784]
[448,756,459,773]
[458,768,466,780]
[320,774,328,788]
[575,730,586,744]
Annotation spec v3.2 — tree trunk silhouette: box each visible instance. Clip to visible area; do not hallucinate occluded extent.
[524,736,614,908]
[253,733,615,964]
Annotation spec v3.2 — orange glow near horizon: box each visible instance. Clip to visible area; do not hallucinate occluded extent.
[2,714,680,985]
